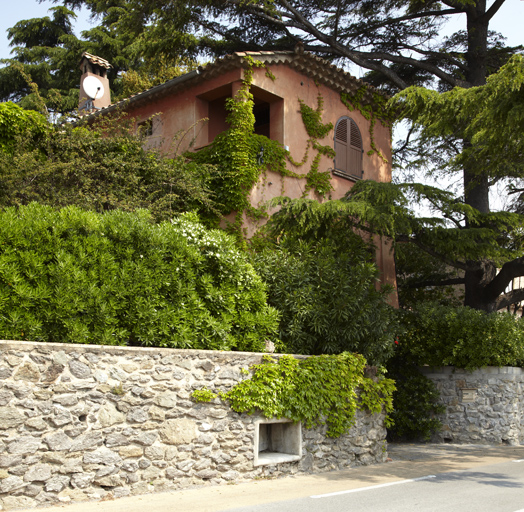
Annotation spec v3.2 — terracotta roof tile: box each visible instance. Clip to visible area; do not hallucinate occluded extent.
[80,52,112,69]
[87,50,385,117]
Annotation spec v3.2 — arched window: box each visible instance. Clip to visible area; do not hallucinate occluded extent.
[333,117,363,179]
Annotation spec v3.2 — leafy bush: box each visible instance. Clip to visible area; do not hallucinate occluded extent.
[0,102,47,154]
[386,354,444,441]
[401,302,524,370]
[0,113,217,222]
[0,204,279,350]
[253,239,398,366]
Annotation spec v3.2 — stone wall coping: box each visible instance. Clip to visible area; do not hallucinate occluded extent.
[0,339,307,361]
[419,365,524,377]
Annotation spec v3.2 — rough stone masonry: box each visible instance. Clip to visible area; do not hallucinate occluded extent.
[420,366,524,445]
[0,340,387,510]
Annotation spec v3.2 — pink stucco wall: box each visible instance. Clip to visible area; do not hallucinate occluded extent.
[122,63,397,303]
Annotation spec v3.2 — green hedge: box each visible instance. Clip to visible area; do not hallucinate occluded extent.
[0,204,279,350]
[253,240,398,366]
[400,302,524,370]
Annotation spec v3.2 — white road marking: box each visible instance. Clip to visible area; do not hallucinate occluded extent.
[512,459,524,463]
[310,475,437,499]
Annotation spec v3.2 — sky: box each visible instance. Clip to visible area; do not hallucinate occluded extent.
[0,0,94,61]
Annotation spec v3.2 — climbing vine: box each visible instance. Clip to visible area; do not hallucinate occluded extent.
[191,58,397,237]
[340,86,396,164]
[192,352,395,438]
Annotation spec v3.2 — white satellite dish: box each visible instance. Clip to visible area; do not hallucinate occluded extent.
[83,75,105,100]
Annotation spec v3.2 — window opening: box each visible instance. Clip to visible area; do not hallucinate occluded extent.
[253,101,270,138]
[333,116,363,179]
[138,120,153,137]
[254,419,302,466]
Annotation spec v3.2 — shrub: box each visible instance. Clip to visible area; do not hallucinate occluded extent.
[253,239,398,366]
[0,204,279,350]
[386,354,444,441]
[0,114,217,222]
[400,302,524,370]
[0,102,47,154]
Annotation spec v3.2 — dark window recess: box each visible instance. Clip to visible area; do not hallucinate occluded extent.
[253,102,270,138]
[138,120,153,137]
[333,117,363,179]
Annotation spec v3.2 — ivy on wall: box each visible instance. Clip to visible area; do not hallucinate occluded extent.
[190,57,336,236]
[340,86,395,164]
[192,352,395,438]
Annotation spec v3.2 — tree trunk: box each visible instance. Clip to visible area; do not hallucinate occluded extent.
[462,0,494,311]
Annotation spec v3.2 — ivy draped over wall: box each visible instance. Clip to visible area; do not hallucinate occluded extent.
[190,57,391,236]
[340,87,394,164]
[192,352,395,438]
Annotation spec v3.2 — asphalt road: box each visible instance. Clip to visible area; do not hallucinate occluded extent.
[35,444,524,512]
[223,459,524,512]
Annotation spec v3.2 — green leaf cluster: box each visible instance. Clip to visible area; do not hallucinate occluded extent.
[386,354,444,442]
[0,102,48,153]
[0,204,279,350]
[193,352,395,438]
[189,60,336,235]
[298,95,333,139]
[394,55,524,183]
[399,303,524,370]
[0,111,217,223]
[253,239,397,365]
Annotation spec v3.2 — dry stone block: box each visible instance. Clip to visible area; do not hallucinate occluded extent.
[68,360,91,379]
[0,407,26,429]
[0,476,25,493]
[13,361,40,382]
[159,419,197,445]
[43,432,72,452]
[45,475,70,493]
[154,392,178,408]
[0,390,14,406]
[119,446,143,458]
[83,447,122,466]
[7,436,41,455]
[23,463,52,482]
[0,367,12,380]
[1,495,34,510]
[97,402,125,428]
[127,407,149,423]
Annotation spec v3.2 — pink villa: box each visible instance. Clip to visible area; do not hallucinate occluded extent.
[78,49,397,300]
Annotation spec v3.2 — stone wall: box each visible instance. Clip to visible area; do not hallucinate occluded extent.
[0,341,387,510]
[420,366,524,445]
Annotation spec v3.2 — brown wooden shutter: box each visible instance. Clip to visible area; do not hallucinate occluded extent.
[334,117,363,177]
[348,119,363,176]
[335,118,348,173]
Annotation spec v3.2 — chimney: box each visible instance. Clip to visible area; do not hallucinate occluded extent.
[78,52,112,112]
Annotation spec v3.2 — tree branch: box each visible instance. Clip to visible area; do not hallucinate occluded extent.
[228,0,470,89]
[396,234,473,271]
[482,0,507,24]
[493,288,524,311]
[403,277,466,288]
[341,8,463,38]
[483,256,524,301]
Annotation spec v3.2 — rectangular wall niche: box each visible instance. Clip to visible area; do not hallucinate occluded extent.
[254,419,302,466]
